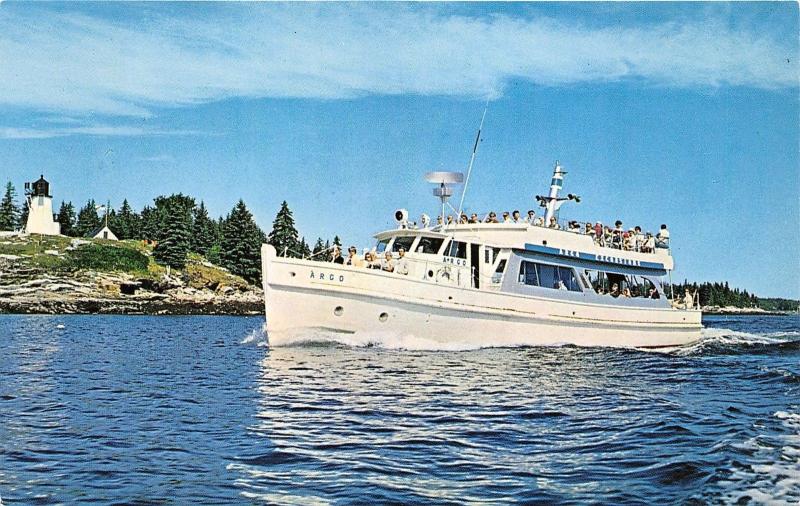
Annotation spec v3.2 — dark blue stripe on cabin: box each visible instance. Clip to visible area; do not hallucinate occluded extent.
[523,243,665,270]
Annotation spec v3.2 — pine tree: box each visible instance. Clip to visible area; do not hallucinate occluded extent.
[312,237,325,258]
[139,205,159,241]
[18,202,29,231]
[191,201,216,257]
[323,239,331,261]
[220,199,266,283]
[268,201,299,258]
[298,237,311,258]
[152,194,195,269]
[114,199,140,240]
[75,200,101,237]
[0,182,19,231]
[56,201,76,236]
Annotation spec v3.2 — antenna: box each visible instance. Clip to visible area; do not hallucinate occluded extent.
[456,100,489,217]
[425,172,464,226]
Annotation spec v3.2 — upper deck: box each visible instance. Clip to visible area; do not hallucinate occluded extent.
[375,221,674,272]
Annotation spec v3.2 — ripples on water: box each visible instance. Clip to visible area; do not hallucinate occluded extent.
[0,315,797,504]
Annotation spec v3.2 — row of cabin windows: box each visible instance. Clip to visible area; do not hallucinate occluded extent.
[376,236,462,257]
[518,261,582,292]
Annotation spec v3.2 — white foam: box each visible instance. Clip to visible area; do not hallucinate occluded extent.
[716,410,800,504]
[240,327,267,346]
[267,328,571,351]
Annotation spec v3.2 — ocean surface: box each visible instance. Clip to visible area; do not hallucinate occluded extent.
[0,315,798,505]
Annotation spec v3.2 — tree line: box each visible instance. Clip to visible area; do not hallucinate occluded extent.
[1,180,342,285]
[667,281,798,311]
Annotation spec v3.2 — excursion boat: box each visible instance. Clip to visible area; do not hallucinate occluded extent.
[261,162,702,349]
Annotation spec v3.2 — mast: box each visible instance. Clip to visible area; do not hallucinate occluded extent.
[544,161,565,224]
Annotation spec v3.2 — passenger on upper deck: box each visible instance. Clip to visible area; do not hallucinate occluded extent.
[381,251,395,272]
[585,223,594,237]
[683,288,694,309]
[642,233,655,253]
[460,214,468,224]
[502,212,511,223]
[469,213,480,223]
[634,226,644,250]
[612,221,624,249]
[436,216,443,227]
[656,224,670,249]
[484,212,499,223]
[331,246,344,264]
[395,248,409,275]
[548,217,560,230]
[447,215,454,225]
[526,210,536,224]
[346,246,364,267]
[365,251,381,270]
[512,210,522,223]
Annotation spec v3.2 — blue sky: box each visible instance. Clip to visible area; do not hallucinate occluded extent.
[1,2,798,298]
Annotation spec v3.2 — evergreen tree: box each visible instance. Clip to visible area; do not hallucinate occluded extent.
[323,239,332,261]
[139,205,159,241]
[0,182,19,231]
[220,199,266,283]
[191,201,216,257]
[268,201,299,258]
[75,199,101,237]
[312,237,325,258]
[298,237,311,258]
[114,199,140,240]
[56,201,76,236]
[18,203,29,231]
[152,194,195,269]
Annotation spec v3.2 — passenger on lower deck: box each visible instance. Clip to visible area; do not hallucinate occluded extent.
[381,251,395,272]
[395,248,409,275]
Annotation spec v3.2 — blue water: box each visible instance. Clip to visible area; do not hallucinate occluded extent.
[0,315,798,504]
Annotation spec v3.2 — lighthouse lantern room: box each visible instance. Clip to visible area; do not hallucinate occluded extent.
[24,175,61,236]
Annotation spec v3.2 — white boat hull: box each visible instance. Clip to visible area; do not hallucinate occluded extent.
[261,245,702,349]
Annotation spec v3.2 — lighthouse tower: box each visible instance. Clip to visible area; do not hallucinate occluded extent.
[24,175,61,236]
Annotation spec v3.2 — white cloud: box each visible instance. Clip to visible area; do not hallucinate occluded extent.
[0,4,796,119]
[0,124,208,139]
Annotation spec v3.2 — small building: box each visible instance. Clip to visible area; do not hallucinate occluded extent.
[90,224,118,241]
[24,175,61,236]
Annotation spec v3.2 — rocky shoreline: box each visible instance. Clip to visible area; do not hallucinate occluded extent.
[0,242,264,316]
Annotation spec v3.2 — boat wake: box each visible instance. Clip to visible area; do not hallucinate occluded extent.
[264,326,800,354]
[674,328,800,356]
[240,327,268,347]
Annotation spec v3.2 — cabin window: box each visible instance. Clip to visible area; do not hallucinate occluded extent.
[519,261,581,292]
[375,238,390,253]
[391,236,416,252]
[417,236,444,254]
[485,247,500,264]
[446,241,467,259]
[492,259,507,284]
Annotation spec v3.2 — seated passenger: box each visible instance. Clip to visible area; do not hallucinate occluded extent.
[656,224,670,248]
[395,248,409,275]
[623,231,633,251]
[436,215,443,226]
[331,246,345,264]
[585,223,594,236]
[548,217,560,229]
[683,288,694,309]
[649,288,661,299]
[381,251,395,272]
[345,246,364,267]
[502,211,511,223]
[556,279,568,290]
[484,212,499,223]
[469,213,480,223]
[512,210,522,223]
[460,214,468,224]
[634,226,644,251]
[622,287,632,298]
[446,215,454,225]
[642,233,655,253]
[365,251,381,269]
[526,210,536,224]
[610,283,620,298]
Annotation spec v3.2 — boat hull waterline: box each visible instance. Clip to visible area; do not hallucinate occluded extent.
[261,245,702,349]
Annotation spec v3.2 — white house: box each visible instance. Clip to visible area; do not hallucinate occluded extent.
[90,224,118,241]
[24,175,61,236]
